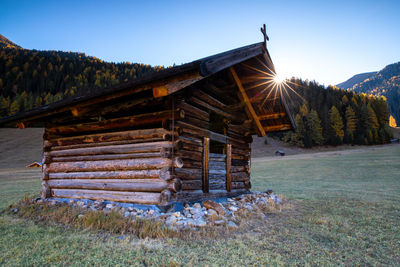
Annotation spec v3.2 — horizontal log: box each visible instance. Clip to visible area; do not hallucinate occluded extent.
[174,168,202,180]
[51,138,168,151]
[232,154,249,160]
[177,135,202,146]
[209,153,226,158]
[180,159,202,168]
[48,179,168,192]
[51,189,161,204]
[231,172,250,182]
[189,97,244,122]
[209,169,226,175]
[48,158,183,173]
[232,159,249,166]
[182,115,209,129]
[180,143,203,153]
[178,101,209,121]
[51,152,169,162]
[181,180,202,191]
[210,183,225,190]
[48,169,170,180]
[192,89,234,111]
[231,165,249,173]
[232,181,246,190]
[49,141,175,157]
[47,109,184,135]
[47,128,173,147]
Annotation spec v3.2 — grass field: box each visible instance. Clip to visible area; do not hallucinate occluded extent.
[0,145,399,266]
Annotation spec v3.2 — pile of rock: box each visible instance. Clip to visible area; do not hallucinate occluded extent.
[35,190,282,229]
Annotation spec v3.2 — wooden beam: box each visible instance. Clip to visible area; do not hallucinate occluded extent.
[202,137,209,193]
[226,144,232,192]
[258,112,287,120]
[263,124,292,132]
[16,122,25,129]
[229,67,266,137]
[153,76,203,98]
[51,189,161,204]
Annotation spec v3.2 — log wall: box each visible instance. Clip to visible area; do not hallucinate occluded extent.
[41,75,253,205]
[41,126,182,205]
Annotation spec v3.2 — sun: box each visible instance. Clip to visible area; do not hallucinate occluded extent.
[273,73,286,84]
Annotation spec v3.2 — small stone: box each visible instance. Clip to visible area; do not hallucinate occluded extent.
[227,221,238,228]
[229,206,238,212]
[207,209,217,216]
[124,211,130,217]
[227,198,234,202]
[186,219,195,227]
[105,203,113,209]
[183,209,191,217]
[189,208,202,215]
[172,211,181,217]
[175,221,184,227]
[165,215,177,225]
[69,199,74,204]
[245,204,253,210]
[11,208,19,213]
[264,189,273,195]
[194,218,206,227]
[203,200,226,215]
[147,209,155,215]
[127,206,134,212]
[214,220,225,226]
[193,203,201,209]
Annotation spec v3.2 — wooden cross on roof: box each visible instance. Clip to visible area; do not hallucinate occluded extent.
[260,24,269,48]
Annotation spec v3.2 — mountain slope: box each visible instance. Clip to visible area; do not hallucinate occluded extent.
[345,62,400,123]
[0,34,21,49]
[337,71,376,89]
[0,35,161,117]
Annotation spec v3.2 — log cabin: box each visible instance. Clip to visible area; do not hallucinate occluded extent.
[0,41,294,206]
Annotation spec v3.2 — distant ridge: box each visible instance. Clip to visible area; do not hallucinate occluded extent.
[337,71,376,89]
[338,62,400,123]
[0,34,22,49]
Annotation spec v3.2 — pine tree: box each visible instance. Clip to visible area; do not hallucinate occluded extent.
[9,99,19,115]
[329,106,344,144]
[367,104,379,130]
[307,109,324,145]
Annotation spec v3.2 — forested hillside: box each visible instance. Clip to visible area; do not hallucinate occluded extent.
[0,36,161,117]
[337,62,400,124]
[281,78,393,147]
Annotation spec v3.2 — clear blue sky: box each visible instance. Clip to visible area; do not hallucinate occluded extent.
[1,0,399,85]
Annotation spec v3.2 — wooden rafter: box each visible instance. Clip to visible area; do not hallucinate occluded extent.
[258,112,286,120]
[229,67,266,137]
[263,124,292,132]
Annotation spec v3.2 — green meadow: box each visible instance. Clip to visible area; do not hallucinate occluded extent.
[0,145,399,266]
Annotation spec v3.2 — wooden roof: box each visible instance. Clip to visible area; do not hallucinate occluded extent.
[0,42,295,136]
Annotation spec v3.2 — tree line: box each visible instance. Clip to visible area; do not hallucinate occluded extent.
[0,47,161,117]
[280,78,393,147]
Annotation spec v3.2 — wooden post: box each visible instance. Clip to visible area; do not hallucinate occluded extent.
[202,137,209,193]
[226,143,232,192]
